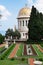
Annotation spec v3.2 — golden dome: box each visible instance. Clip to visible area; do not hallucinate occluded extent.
[18,7,31,18]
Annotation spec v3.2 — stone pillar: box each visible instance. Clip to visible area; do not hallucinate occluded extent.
[14,39,15,44]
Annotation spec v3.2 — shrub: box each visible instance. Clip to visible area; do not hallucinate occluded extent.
[21,58,25,61]
[10,58,14,60]
[0,44,15,59]
[0,57,4,60]
[39,58,43,61]
[0,34,5,44]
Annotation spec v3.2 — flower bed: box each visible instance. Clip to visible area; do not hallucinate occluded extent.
[16,44,23,56]
[40,44,43,50]
[24,44,27,55]
[26,45,33,55]
[30,45,37,56]
[0,47,6,54]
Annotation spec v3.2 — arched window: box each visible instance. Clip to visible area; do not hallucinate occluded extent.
[23,33,24,36]
[20,21,21,26]
[23,20,24,26]
[26,20,27,26]
[28,20,29,23]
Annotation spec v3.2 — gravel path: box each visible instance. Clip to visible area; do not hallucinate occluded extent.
[9,44,20,58]
[37,45,43,53]
[29,58,34,65]
[0,44,6,48]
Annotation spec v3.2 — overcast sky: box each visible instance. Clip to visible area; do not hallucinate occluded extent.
[0,0,43,35]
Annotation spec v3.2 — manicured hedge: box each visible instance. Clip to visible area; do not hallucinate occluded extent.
[0,44,16,59]
[40,44,43,48]
[32,44,43,58]
[0,47,5,51]
[0,59,28,65]
[16,44,23,56]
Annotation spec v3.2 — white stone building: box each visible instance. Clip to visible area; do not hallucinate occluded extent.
[17,6,31,40]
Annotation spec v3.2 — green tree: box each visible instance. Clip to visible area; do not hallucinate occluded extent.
[14,30,21,39]
[40,13,43,39]
[28,6,43,41]
[0,34,5,44]
[5,29,13,38]
[5,29,21,39]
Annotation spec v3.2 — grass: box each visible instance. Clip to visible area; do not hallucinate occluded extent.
[0,59,28,65]
[0,47,5,51]
[32,44,43,58]
[16,44,23,56]
[0,44,16,59]
[0,43,43,65]
[40,44,43,49]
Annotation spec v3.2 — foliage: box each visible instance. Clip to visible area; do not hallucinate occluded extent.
[0,34,5,44]
[32,44,43,58]
[10,58,15,60]
[21,58,25,61]
[16,44,23,56]
[40,44,43,48]
[0,59,28,65]
[0,47,5,51]
[38,58,43,61]
[28,6,43,42]
[5,29,21,39]
[5,29,13,38]
[14,30,21,39]
[0,44,15,59]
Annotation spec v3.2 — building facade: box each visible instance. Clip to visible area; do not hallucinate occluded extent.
[17,6,31,40]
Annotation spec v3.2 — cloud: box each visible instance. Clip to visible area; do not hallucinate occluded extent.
[0,5,11,21]
[27,0,34,8]
[34,0,43,13]
[27,0,43,13]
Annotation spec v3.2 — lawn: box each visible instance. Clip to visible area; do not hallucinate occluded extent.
[16,44,23,56]
[32,44,43,58]
[0,43,43,65]
[0,46,5,51]
[40,44,43,49]
[0,59,28,65]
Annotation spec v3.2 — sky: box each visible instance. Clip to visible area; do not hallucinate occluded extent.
[0,0,43,35]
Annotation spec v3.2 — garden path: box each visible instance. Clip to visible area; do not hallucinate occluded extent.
[9,44,20,58]
[0,43,6,48]
[28,58,34,65]
[36,45,43,53]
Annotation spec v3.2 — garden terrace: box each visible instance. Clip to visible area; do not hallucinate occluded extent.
[0,47,6,54]
[32,44,43,58]
[30,45,37,56]
[0,44,16,59]
[9,44,20,58]
[36,45,43,53]
[0,44,6,48]
[24,44,27,55]
[40,44,43,49]
[0,58,28,65]
[0,43,43,65]
[0,46,5,52]
[16,44,23,57]
[24,44,37,56]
